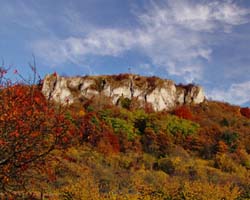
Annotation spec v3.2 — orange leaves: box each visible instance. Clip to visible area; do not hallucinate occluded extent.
[31,131,39,138]
[78,109,85,117]
[217,141,228,153]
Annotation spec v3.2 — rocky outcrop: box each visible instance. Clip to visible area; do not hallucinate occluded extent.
[42,73,205,111]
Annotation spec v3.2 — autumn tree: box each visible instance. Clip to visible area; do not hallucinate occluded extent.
[0,66,76,195]
[80,112,120,154]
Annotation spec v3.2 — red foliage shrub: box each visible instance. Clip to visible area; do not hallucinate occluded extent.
[80,113,120,154]
[240,107,250,118]
[185,125,222,159]
[97,129,120,154]
[141,128,170,157]
[173,105,193,120]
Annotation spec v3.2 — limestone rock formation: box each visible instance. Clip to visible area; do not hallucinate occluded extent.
[42,73,205,111]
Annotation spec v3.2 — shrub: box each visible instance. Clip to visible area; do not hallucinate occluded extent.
[214,153,238,173]
[105,117,137,140]
[221,131,238,152]
[220,118,230,127]
[133,110,148,134]
[173,105,193,120]
[179,181,241,200]
[141,128,170,157]
[166,116,199,137]
[240,107,250,118]
[157,158,175,175]
[119,97,131,109]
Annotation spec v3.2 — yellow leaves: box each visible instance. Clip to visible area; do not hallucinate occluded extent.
[180,181,241,200]
[78,109,85,117]
[172,156,181,165]
[57,157,101,200]
[215,153,238,173]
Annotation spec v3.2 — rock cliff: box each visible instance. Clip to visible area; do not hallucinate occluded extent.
[42,73,205,111]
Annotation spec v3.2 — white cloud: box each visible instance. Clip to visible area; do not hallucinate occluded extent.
[32,29,137,67]
[149,0,250,32]
[32,0,250,82]
[66,29,137,56]
[208,81,250,105]
[135,0,250,81]
[150,0,250,36]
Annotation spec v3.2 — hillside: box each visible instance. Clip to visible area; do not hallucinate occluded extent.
[1,72,250,199]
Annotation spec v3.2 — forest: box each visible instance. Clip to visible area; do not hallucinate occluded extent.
[1,66,250,199]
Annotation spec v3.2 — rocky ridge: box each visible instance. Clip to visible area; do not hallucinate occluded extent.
[42,73,205,111]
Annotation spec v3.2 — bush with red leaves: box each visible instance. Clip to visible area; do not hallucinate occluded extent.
[173,105,193,120]
[240,107,250,118]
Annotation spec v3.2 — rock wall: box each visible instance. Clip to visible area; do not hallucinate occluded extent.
[42,74,205,111]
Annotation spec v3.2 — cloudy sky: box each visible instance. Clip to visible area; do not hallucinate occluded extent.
[1,0,250,106]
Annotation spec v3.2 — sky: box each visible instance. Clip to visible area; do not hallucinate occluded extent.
[1,0,250,106]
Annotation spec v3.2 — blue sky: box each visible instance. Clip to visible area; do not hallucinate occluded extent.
[1,0,250,106]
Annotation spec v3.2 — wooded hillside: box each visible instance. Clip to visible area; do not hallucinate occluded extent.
[1,67,250,199]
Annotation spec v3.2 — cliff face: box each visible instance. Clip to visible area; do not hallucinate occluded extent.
[42,74,205,111]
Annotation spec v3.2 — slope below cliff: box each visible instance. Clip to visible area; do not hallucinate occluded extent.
[42,73,205,111]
